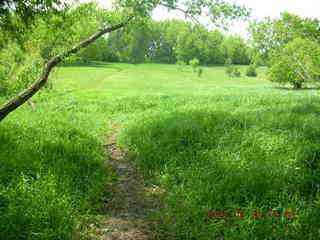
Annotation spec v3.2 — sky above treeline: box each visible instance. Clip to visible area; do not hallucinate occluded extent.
[97,0,320,36]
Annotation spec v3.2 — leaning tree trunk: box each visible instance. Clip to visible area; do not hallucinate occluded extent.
[0,17,133,122]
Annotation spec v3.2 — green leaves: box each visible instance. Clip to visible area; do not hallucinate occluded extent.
[221,35,250,65]
[189,58,199,72]
[208,0,250,29]
[114,0,249,26]
[0,0,65,30]
[249,13,320,62]
[268,38,320,88]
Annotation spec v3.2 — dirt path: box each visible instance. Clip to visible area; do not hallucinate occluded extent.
[90,128,164,240]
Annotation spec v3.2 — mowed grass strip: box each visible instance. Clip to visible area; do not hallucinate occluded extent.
[1,62,320,239]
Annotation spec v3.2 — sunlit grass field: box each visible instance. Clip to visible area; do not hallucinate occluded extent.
[1,62,320,239]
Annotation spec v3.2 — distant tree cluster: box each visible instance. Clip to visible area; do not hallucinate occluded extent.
[249,12,320,88]
[85,19,251,66]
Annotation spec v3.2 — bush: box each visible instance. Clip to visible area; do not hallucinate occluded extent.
[233,68,241,77]
[225,58,234,77]
[176,60,186,71]
[225,65,234,77]
[246,64,258,77]
[225,59,241,78]
[189,58,199,72]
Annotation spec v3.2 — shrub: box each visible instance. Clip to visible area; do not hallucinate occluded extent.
[225,59,241,78]
[246,64,257,77]
[176,60,186,71]
[233,68,241,77]
[189,58,199,72]
[225,65,234,77]
[225,58,234,77]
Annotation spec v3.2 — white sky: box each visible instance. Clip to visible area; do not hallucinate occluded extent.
[99,0,320,37]
[229,0,319,36]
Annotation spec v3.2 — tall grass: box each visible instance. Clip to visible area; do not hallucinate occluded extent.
[121,94,320,239]
[0,65,119,240]
[1,62,320,239]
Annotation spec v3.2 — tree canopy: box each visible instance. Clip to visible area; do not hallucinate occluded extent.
[0,0,64,28]
[248,12,320,88]
[268,38,320,89]
[249,12,320,62]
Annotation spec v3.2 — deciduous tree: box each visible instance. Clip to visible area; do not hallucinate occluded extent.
[268,38,320,89]
[249,12,320,62]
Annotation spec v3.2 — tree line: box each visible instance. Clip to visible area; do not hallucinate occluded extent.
[74,19,251,66]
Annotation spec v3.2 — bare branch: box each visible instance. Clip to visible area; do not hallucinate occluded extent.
[158,1,201,25]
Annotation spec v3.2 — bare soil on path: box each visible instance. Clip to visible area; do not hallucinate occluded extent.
[89,128,165,240]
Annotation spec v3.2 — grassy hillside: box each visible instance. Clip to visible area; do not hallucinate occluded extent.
[1,63,320,239]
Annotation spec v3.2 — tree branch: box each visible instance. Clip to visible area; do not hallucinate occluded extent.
[158,1,201,25]
[291,54,313,82]
[0,16,133,122]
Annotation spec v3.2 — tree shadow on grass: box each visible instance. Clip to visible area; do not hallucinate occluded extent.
[275,86,320,91]
[0,122,106,197]
[0,122,109,240]
[121,106,320,239]
[122,105,320,199]
[290,103,320,115]
[60,61,124,70]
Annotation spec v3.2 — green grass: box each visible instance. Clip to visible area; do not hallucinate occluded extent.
[1,63,320,239]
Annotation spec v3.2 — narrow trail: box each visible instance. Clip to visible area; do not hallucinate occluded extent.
[90,128,164,240]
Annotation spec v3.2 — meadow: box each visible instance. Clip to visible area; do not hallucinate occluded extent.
[1,63,320,239]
